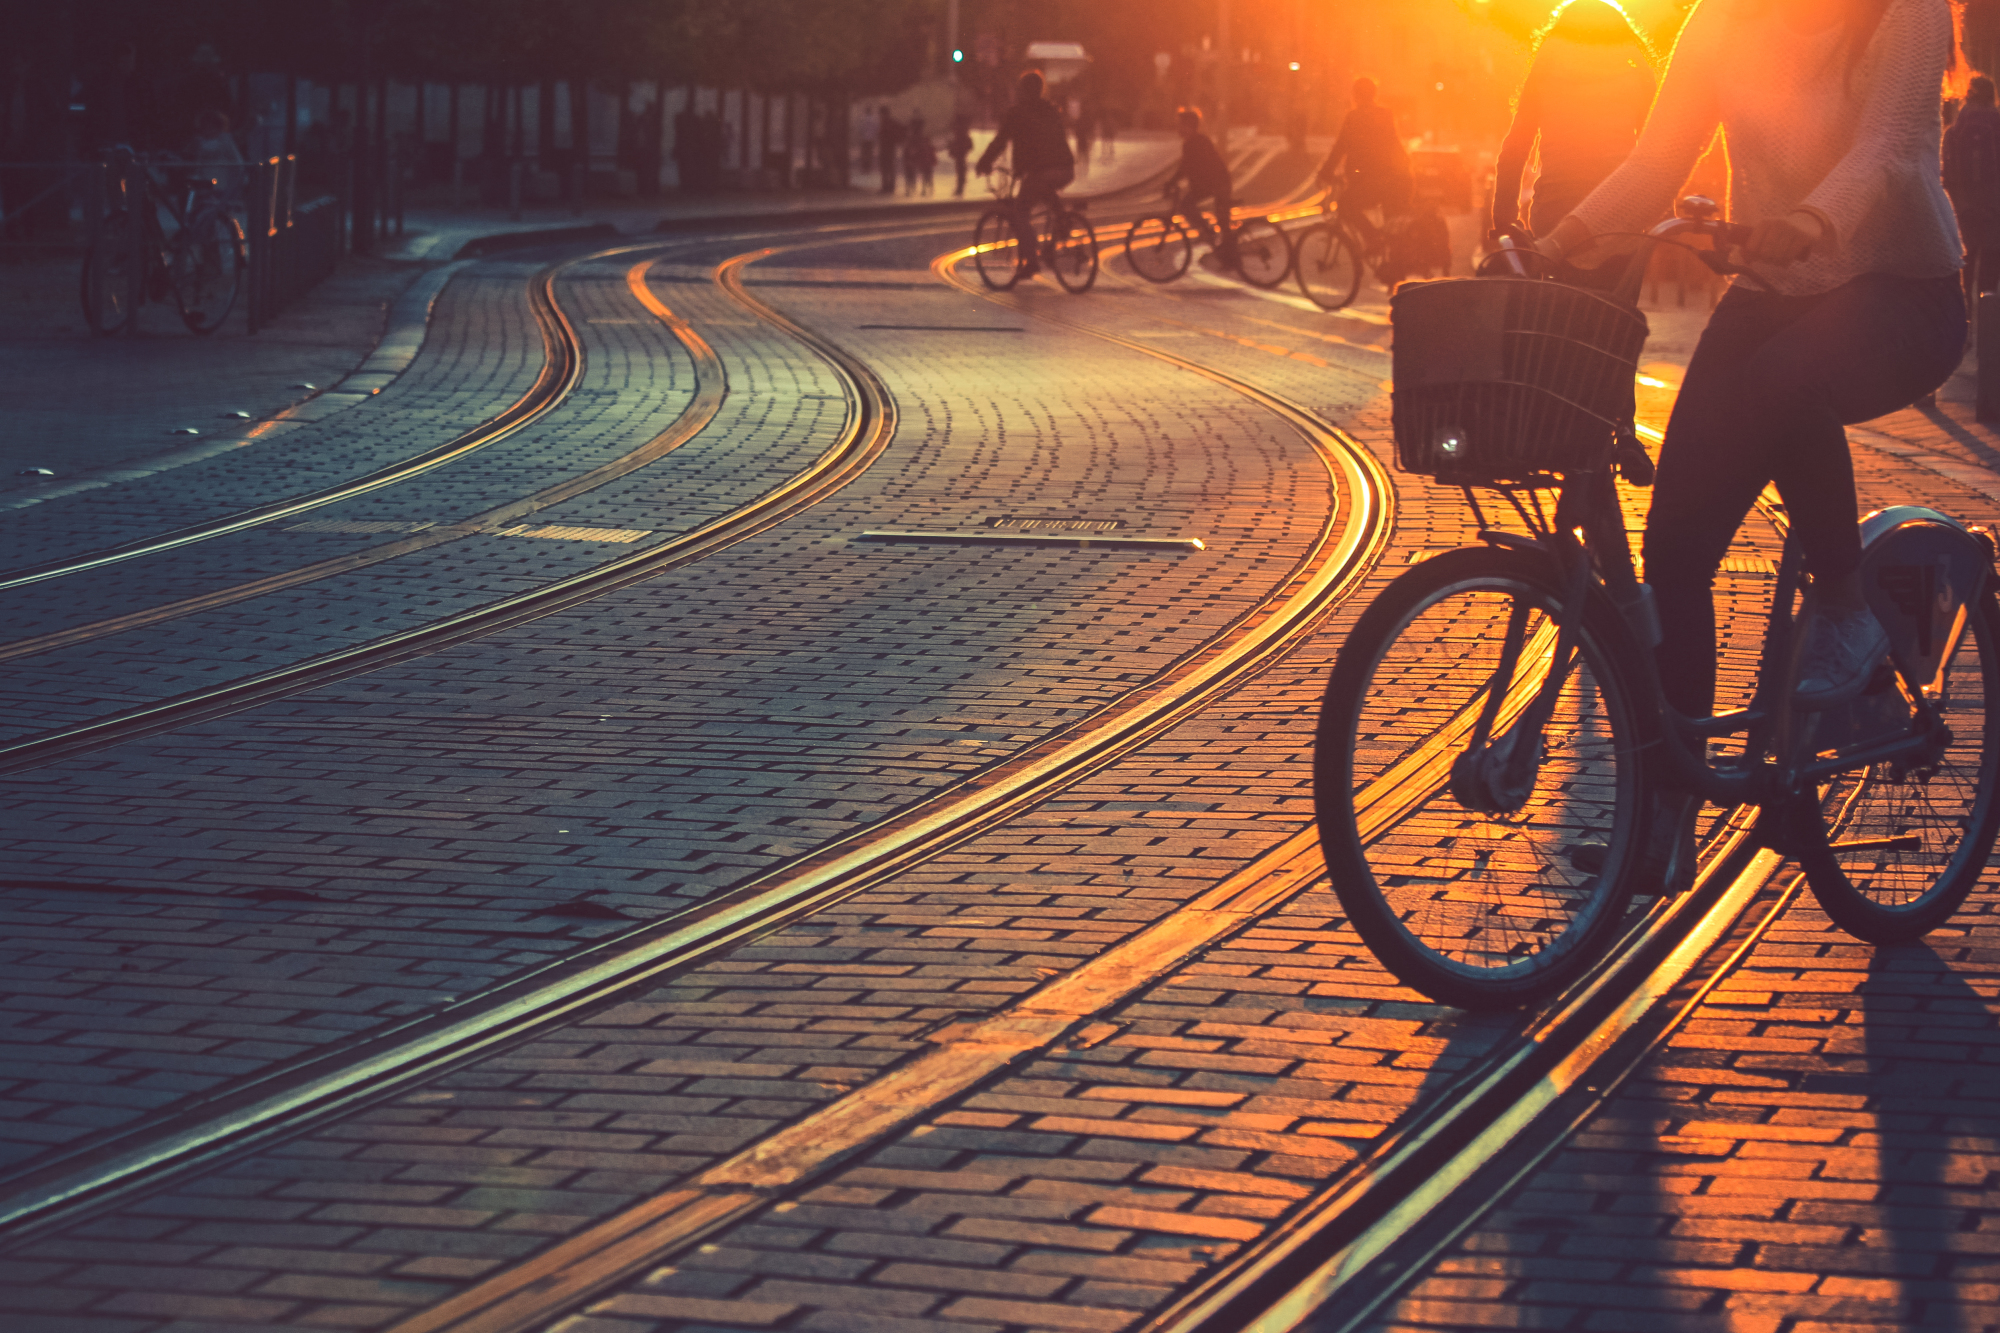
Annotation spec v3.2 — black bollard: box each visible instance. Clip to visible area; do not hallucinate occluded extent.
[1981,291,2000,421]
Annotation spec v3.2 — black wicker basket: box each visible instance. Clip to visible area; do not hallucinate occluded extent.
[1390,277,1648,485]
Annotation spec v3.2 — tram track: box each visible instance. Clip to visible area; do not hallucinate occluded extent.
[914,238,1818,1333]
[0,216,1392,1270]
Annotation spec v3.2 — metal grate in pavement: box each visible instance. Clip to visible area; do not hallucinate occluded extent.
[856,529,1204,551]
[988,516,1124,532]
[497,523,653,543]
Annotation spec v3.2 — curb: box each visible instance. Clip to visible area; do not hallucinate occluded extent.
[0,261,469,513]
[452,222,622,260]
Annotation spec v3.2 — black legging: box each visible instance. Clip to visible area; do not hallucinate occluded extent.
[1645,272,1965,718]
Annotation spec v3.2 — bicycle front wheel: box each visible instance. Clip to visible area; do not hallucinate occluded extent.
[172,211,245,334]
[1796,590,2000,942]
[1050,210,1098,294]
[974,209,1026,290]
[1234,217,1292,288]
[81,210,141,337]
[1124,214,1191,283]
[1315,547,1653,1010]
[1295,222,1362,310]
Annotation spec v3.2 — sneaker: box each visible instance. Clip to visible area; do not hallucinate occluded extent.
[1795,605,1890,711]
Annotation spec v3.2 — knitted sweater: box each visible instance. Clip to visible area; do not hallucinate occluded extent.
[1571,0,1961,295]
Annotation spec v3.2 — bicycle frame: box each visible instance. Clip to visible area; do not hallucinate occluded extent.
[1445,207,1981,821]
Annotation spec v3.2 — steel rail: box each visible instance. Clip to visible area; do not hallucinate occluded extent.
[0,250,726,666]
[0,213,966,603]
[0,229,1390,1258]
[0,257,585,593]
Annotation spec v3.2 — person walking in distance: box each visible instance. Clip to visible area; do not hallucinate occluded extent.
[1493,0,1656,241]
[857,104,878,179]
[947,115,974,197]
[1074,105,1096,174]
[877,108,903,194]
[1164,106,1237,264]
[976,70,1076,278]
[1944,72,2000,302]
[1316,77,1413,253]
[903,112,926,195]
[1539,0,1970,881]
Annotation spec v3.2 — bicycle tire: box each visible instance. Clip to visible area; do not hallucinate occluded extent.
[974,208,1026,290]
[1295,222,1362,311]
[1234,217,1292,288]
[1124,214,1191,283]
[81,210,141,337]
[172,210,245,334]
[1794,589,2000,942]
[1051,209,1099,294]
[1315,546,1654,1010]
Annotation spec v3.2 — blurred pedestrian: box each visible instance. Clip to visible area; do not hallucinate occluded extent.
[877,107,902,194]
[1944,73,2000,301]
[1492,0,1656,241]
[1074,105,1096,174]
[903,112,926,194]
[947,115,974,196]
[858,105,877,177]
[188,107,245,205]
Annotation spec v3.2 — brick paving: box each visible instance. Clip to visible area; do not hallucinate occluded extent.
[3,221,1995,1333]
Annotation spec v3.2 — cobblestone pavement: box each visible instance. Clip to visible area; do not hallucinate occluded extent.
[3,206,1999,1333]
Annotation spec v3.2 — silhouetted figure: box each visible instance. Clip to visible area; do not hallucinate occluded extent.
[976,70,1075,277]
[1165,106,1236,262]
[903,112,926,194]
[947,116,974,197]
[1944,74,2000,300]
[1317,77,1412,250]
[877,108,902,194]
[857,105,877,176]
[1493,0,1656,239]
[673,103,699,189]
[1074,106,1095,174]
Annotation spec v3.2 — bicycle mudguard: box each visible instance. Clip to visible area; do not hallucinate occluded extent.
[1811,506,1993,754]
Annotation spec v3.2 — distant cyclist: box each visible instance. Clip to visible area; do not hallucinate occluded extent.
[1164,106,1237,263]
[1492,0,1656,241]
[977,69,1076,278]
[1317,77,1413,250]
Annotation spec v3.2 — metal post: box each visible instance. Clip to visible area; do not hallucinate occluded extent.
[1979,291,2000,421]
[947,0,959,73]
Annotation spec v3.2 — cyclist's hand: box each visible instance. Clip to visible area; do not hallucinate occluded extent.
[1742,211,1822,265]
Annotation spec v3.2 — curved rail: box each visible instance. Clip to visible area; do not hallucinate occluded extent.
[0,251,727,666]
[0,236,1394,1291]
[0,259,586,593]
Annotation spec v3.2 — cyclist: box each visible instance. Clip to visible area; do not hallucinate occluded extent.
[977,69,1076,278]
[1492,1,1656,242]
[1164,105,1238,264]
[1541,0,1966,884]
[1316,76,1413,253]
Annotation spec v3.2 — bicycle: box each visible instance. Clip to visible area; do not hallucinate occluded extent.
[82,145,247,337]
[1292,190,1452,311]
[1314,197,2000,1011]
[1123,186,1292,289]
[973,164,1098,294]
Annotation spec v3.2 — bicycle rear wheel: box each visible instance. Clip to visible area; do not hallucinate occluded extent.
[1234,217,1292,288]
[1050,209,1098,294]
[1295,222,1362,310]
[172,211,245,333]
[1795,590,2000,942]
[1315,546,1653,1010]
[1124,214,1191,283]
[81,210,141,337]
[974,209,1026,290]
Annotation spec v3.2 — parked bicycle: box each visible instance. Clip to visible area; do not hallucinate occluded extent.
[973,165,1098,294]
[82,145,247,337]
[1292,192,1452,311]
[1314,198,2000,1011]
[1123,186,1292,289]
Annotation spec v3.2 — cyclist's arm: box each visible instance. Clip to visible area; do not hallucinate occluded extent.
[1553,2,1725,256]
[1795,0,1954,252]
[1316,126,1348,183]
[975,117,1012,174]
[1492,77,1540,233]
